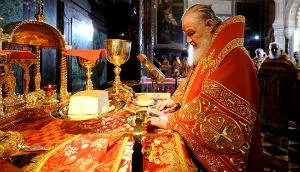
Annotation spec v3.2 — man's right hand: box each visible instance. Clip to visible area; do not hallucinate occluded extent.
[156,98,177,113]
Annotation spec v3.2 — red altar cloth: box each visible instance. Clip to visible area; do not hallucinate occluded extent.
[27,134,133,172]
[0,50,37,59]
[66,49,106,63]
[0,96,197,171]
[0,109,132,172]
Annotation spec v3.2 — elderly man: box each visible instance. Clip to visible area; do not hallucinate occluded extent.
[258,42,296,135]
[294,51,300,69]
[148,4,263,172]
[252,48,266,71]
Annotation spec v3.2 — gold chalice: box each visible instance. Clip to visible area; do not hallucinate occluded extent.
[43,84,58,104]
[104,39,134,102]
[78,57,95,90]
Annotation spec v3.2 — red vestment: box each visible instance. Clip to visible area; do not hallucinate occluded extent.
[166,16,263,171]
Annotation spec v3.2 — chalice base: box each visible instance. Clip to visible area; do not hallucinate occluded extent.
[107,83,134,103]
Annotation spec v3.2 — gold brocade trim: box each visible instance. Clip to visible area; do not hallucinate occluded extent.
[178,97,206,123]
[181,16,245,105]
[171,72,190,105]
[200,113,244,154]
[182,63,199,105]
[207,38,244,78]
[199,50,216,74]
[173,132,195,172]
[142,132,195,172]
[143,136,181,171]
[230,142,250,171]
[201,79,257,126]
[174,94,252,171]
[172,97,181,106]
[25,135,82,172]
[240,47,251,59]
[111,136,129,172]
[211,16,245,43]
[178,95,244,153]
[182,39,244,105]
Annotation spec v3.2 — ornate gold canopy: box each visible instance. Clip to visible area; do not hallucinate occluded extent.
[3,20,65,48]
[2,20,69,100]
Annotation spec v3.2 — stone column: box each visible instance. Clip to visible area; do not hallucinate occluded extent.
[273,0,286,49]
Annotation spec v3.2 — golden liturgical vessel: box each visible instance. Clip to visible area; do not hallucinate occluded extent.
[78,58,95,90]
[104,39,134,102]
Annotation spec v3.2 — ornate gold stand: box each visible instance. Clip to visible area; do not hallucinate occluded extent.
[78,57,95,90]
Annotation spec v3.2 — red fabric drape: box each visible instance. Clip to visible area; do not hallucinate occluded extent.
[0,50,37,59]
[66,49,106,63]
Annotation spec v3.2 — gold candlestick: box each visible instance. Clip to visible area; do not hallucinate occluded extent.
[78,57,95,90]
[42,84,58,104]
[104,39,134,102]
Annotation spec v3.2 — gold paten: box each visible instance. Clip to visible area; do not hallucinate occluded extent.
[104,39,134,103]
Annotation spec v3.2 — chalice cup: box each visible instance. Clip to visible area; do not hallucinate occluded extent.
[78,57,95,90]
[104,39,134,102]
[43,84,58,104]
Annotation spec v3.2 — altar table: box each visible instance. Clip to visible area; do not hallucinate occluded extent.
[0,94,197,172]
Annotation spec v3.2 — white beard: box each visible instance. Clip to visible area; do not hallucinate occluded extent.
[187,44,203,66]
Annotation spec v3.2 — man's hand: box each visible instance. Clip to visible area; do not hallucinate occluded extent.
[147,116,168,129]
[156,98,177,113]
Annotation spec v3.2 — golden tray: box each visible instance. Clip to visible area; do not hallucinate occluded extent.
[50,99,126,121]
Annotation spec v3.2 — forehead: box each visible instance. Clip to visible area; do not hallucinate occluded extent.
[270,44,279,49]
[182,13,201,30]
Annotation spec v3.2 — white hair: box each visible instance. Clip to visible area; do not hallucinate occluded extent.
[268,42,280,50]
[255,48,264,54]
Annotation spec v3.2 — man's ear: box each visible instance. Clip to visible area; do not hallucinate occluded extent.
[206,19,215,32]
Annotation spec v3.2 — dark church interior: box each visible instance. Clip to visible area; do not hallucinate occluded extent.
[0,0,300,171]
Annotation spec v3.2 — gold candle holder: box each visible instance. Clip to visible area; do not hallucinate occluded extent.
[42,84,58,104]
[78,57,95,90]
[104,39,134,102]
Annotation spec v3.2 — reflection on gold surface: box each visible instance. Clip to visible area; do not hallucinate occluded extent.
[3,20,68,100]
[50,99,125,121]
[78,58,96,90]
[42,84,58,104]
[137,54,165,92]
[104,39,134,103]
[0,130,24,158]
[0,8,68,121]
